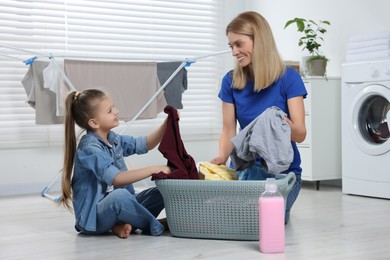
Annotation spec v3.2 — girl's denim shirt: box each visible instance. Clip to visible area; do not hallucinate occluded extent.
[72,130,148,232]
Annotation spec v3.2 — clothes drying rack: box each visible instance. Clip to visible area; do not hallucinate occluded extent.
[0,44,230,202]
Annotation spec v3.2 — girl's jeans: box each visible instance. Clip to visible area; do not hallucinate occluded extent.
[237,164,302,224]
[83,187,165,236]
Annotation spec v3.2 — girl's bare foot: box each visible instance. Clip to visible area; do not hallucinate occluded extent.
[112,223,132,238]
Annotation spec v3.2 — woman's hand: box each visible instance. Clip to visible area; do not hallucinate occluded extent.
[210,156,227,165]
[284,115,293,127]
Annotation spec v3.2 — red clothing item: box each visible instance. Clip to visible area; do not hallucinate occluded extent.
[151,105,199,180]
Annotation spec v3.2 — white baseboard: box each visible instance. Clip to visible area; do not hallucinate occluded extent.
[0,182,61,197]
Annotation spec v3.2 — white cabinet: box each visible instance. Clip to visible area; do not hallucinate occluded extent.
[298,77,341,189]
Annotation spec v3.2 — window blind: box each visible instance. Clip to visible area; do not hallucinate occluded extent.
[0,0,226,148]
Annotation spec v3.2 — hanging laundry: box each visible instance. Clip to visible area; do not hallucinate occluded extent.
[230,106,293,174]
[64,60,167,121]
[157,62,188,109]
[42,59,69,117]
[21,60,64,125]
[151,105,199,180]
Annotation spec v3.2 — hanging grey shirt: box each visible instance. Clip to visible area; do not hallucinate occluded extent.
[230,106,293,174]
[157,62,188,109]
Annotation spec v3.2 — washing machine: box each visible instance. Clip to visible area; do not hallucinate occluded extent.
[342,59,390,199]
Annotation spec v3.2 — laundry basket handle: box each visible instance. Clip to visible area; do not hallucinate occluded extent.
[279,171,296,193]
[286,172,296,192]
[273,171,296,193]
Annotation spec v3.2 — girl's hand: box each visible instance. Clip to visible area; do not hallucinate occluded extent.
[159,165,172,174]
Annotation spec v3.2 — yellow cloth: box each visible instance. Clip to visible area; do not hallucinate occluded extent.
[198,161,237,180]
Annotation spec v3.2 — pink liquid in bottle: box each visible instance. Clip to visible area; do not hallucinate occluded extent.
[259,178,285,253]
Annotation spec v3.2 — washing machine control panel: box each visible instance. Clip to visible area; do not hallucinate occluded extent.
[343,60,390,83]
[370,67,380,78]
[385,65,390,76]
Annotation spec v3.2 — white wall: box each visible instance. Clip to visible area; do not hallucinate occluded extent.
[219,1,251,74]
[247,0,390,77]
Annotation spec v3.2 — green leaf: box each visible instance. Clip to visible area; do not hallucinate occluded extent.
[284,20,295,29]
[283,18,307,32]
[296,19,305,32]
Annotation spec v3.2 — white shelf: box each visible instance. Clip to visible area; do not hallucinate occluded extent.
[298,77,342,185]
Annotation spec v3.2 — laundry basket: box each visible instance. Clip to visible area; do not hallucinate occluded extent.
[155,171,296,240]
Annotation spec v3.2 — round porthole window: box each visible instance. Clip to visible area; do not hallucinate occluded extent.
[351,84,390,155]
[358,95,390,144]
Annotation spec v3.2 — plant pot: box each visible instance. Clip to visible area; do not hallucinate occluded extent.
[307,59,327,77]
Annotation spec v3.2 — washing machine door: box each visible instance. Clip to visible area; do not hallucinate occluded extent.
[351,84,390,155]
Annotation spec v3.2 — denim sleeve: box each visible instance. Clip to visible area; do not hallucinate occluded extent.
[120,135,148,156]
[76,143,121,185]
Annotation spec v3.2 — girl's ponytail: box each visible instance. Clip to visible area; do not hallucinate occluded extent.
[58,91,78,211]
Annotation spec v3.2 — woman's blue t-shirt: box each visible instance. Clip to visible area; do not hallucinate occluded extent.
[218,67,307,175]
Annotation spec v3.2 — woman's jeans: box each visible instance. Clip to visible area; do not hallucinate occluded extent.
[237,164,302,224]
[83,187,165,236]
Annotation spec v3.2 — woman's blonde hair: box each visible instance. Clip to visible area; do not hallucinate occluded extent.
[226,11,285,91]
[58,89,106,211]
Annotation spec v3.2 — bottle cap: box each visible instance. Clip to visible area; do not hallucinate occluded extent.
[265,178,277,192]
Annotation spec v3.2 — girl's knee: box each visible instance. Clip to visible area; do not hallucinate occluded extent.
[107,189,137,206]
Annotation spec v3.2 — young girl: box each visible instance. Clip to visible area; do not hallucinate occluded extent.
[59,89,171,238]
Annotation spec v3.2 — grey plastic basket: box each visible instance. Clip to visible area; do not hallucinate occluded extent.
[155,171,296,240]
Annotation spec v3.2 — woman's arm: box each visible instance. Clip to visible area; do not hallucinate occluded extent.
[285,96,307,143]
[112,165,171,186]
[211,102,237,165]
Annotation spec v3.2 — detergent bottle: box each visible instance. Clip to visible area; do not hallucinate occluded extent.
[258,178,285,253]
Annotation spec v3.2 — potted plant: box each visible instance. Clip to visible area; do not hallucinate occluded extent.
[284,18,331,77]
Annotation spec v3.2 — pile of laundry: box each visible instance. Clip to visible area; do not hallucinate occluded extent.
[198,161,237,181]
[346,30,390,62]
